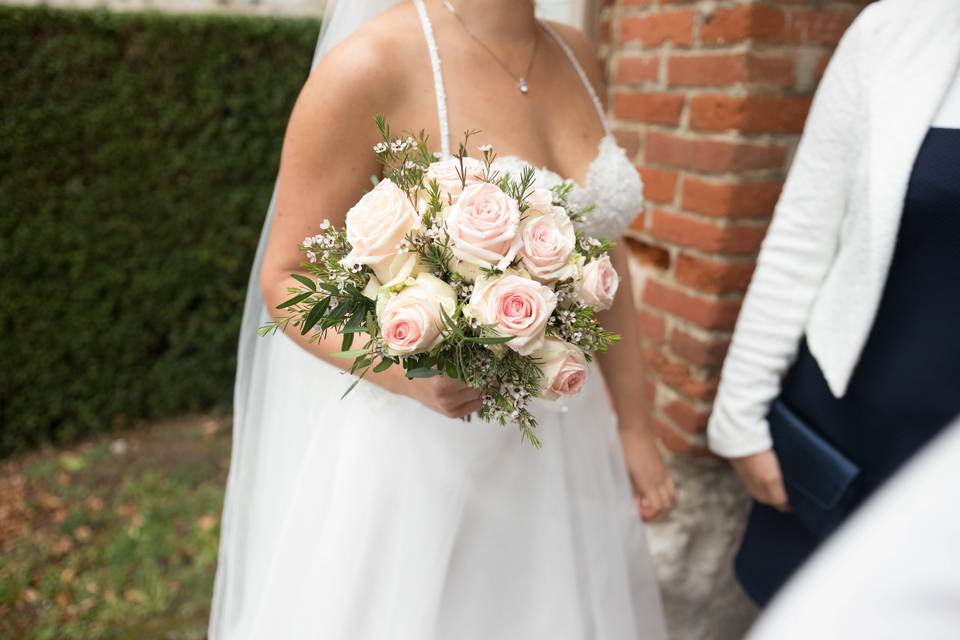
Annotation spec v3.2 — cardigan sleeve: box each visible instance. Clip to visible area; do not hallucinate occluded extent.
[707,6,876,458]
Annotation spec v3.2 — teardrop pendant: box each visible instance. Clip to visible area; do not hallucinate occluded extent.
[518,78,529,94]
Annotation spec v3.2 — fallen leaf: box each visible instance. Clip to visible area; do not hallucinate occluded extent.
[196,514,216,531]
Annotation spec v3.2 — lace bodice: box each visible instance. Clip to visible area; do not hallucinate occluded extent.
[493,136,644,239]
[413,0,645,240]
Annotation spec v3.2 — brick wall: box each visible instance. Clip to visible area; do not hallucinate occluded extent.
[599,0,874,454]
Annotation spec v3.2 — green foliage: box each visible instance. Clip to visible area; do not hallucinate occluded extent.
[0,6,321,455]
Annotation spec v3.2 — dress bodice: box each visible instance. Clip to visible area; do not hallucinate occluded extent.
[413,0,644,240]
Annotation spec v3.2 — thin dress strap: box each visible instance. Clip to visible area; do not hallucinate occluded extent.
[540,22,611,136]
[413,0,452,157]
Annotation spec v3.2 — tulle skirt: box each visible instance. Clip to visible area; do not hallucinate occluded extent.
[209,332,667,639]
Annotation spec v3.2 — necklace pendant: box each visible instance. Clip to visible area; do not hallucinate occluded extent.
[518,78,529,94]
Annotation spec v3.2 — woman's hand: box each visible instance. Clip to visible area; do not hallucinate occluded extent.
[620,427,677,522]
[402,374,484,419]
[730,450,790,511]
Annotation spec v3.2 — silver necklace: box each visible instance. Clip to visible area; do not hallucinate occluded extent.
[442,0,540,95]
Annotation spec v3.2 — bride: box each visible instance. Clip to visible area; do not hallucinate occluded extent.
[210,1,675,638]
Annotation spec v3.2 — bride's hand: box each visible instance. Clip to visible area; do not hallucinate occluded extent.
[402,374,484,419]
[620,426,677,522]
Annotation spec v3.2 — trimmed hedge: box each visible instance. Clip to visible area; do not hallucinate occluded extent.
[0,7,320,455]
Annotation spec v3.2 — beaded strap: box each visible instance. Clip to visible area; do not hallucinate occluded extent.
[413,0,452,158]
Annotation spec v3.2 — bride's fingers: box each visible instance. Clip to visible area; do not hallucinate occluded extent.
[449,397,484,419]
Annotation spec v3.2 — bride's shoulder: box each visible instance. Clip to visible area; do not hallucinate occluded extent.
[303,3,425,109]
[542,21,606,94]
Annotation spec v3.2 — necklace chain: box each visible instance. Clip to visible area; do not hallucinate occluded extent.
[442,0,540,94]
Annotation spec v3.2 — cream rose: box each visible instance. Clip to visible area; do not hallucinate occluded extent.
[524,188,555,215]
[518,207,577,282]
[445,182,522,277]
[535,338,589,400]
[425,157,484,202]
[579,255,620,311]
[376,273,456,356]
[465,272,557,356]
[342,179,419,275]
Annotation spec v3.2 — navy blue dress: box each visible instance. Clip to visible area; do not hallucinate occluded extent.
[736,127,960,605]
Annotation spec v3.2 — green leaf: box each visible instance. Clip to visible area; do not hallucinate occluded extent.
[373,358,394,373]
[465,335,514,345]
[405,367,441,379]
[291,273,316,291]
[300,297,330,335]
[341,331,354,352]
[276,291,312,309]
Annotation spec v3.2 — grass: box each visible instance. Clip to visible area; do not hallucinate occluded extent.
[0,415,232,639]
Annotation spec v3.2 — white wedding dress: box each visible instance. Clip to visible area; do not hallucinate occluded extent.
[209,2,666,638]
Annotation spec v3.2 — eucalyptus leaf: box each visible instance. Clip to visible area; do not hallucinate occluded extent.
[291,273,315,291]
[405,367,441,379]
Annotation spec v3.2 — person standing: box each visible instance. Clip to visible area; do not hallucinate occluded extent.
[707,0,960,605]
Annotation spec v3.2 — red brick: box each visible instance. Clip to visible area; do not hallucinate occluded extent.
[676,377,720,403]
[616,54,660,84]
[613,91,685,125]
[620,11,696,47]
[639,310,667,344]
[650,209,768,255]
[627,237,672,270]
[629,211,647,233]
[638,167,678,204]
[675,253,756,294]
[681,177,783,218]
[613,128,641,159]
[667,52,796,88]
[668,53,746,86]
[645,131,787,173]
[652,415,694,454]
[701,5,785,45]
[642,279,742,331]
[779,10,856,46]
[690,95,812,133]
[664,398,711,433]
[669,328,731,369]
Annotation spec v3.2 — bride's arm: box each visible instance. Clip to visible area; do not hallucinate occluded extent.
[597,245,677,520]
[259,35,482,419]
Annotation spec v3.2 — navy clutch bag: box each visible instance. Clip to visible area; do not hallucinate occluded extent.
[768,399,862,539]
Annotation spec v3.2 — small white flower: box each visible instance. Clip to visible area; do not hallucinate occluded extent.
[478,144,493,153]
[319,219,331,230]
[404,160,417,169]
[303,236,314,248]
[373,142,388,154]
[391,138,406,153]
[406,136,416,146]
[433,152,442,159]
[306,251,317,263]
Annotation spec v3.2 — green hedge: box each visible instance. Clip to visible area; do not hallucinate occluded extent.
[0,7,320,455]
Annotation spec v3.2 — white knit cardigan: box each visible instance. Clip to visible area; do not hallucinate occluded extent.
[708,0,960,458]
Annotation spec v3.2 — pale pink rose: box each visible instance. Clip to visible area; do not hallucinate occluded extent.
[425,157,484,202]
[376,273,456,356]
[445,182,522,275]
[519,207,577,282]
[535,338,589,400]
[465,273,557,355]
[342,179,419,274]
[579,255,620,311]
[524,188,554,215]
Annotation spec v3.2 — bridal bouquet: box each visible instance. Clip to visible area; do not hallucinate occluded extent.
[263,117,620,446]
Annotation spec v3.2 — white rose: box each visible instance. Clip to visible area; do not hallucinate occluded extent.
[465,272,557,356]
[425,157,485,203]
[524,188,555,215]
[342,178,419,275]
[579,254,620,311]
[518,207,577,282]
[376,273,457,356]
[535,337,589,400]
[445,182,522,278]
